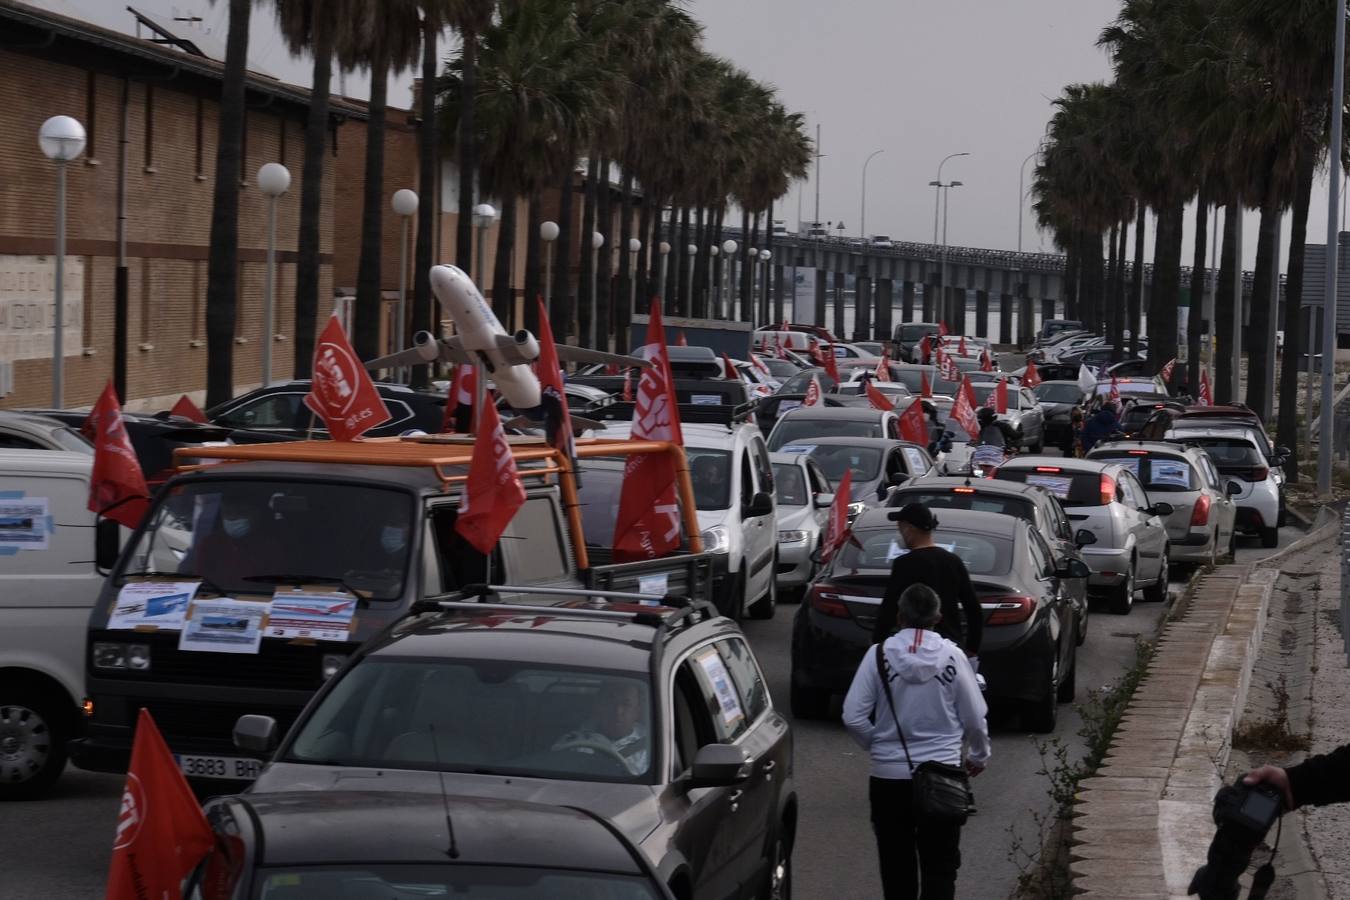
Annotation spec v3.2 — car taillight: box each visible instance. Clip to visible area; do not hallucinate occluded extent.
[953,486,976,494]
[1100,474,1117,506]
[984,594,1036,626]
[1190,494,1211,526]
[809,585,851,618]
[1246,466,1269,483]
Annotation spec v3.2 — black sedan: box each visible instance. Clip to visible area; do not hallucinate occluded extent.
[189,790,676,899]
[790,508,1086,732]
[206,380,447,438]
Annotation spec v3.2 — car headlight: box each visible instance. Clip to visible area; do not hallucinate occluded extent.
[321,653,348,680]
[777,530,809,543]
[700,525,731,554]
[847,501,867,517]
[93,642,151,671]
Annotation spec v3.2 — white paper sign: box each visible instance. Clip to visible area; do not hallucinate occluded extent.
[108,581,200,631]
[691,394,722,406]
[0,496,49,551]
[178,598,268,654]
[266,590,357,641]
[695,649,744,730]
[637,573,668,600]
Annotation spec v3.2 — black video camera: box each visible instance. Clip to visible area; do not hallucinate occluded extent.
[1187,780,1284,900]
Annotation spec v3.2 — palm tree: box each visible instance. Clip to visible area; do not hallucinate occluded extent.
[204,0,254,408]
[448,1,496,276]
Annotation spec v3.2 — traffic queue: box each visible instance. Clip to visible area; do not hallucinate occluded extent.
[0,273,1286,899]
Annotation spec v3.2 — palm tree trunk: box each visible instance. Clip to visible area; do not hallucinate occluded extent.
[636,195,653,306]
[1245,195,1281,419]
[616,169,635,353]
[1130,206,1145,358]
[676,206,691,317]
[204,0,251,408]
[596,159,614,348]
[691,206,707,314]
[1082,230,1105,337]
[1112,218,1129,364]
[1062,237,1079,323]
[578,157,598,345]
[293,24,332,380]
[455,30,477,271]
[353,57,389,361]
[1278,147,1315,482]
[1215,204,1239,402]
[1149,201,1184,374]
[552,157,575,343]
[1106,223,1119,360]
[411,18,439,389]
[712,206,725,317]
[740,208,752,321]
[1186,201,1209,396]
[523,191,542,334]
[492,195,517,327]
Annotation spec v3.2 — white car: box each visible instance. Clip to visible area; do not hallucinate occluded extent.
[1163,427,1282,547]
[769,451,834,598]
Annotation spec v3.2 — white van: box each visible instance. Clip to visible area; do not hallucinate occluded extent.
[0,449,122,798]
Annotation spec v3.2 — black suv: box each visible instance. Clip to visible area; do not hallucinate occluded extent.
[231,589,796,900]
[207,380,447,437]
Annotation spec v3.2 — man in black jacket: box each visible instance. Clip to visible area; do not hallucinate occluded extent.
[1245,744,1350,810]
[871,504,983,658]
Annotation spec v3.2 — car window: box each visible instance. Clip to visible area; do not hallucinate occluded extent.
[716,638,769,723]
[501,497,569,582]
[1118,473,1145,510]
[996,468,1113,506]
[682,449,733,511]
[888,416,901,440]
[770,417,883,449]
[429,505,498,591]
[740,451,755,508]
[772,463,808,506]
[688,645,748,743]
[1021,389,1037,410]
[1091,453,1198,492]
[216,392,306,430]
[894,489,1034,523]
[1027,530,1054,577]
[1198,455,1222,490]
[0,432,45,450]
[751,437,774,493]
[834,526,1012,576]
[807,460,831,493]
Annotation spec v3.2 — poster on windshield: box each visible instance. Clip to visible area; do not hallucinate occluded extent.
[1025,473,1073,499]
[178,598,268,654]
[266,590,357,642]
[695,649,744,730]
[107,581,200,631]
[1150,459,1191,488]
[0,496,48,551]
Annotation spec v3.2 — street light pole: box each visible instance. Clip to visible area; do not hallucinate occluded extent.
[709,245,720,316]
[721,240,738,320]
[540,221,560,315]
[628,238,642,322]
[38,115,86,408]
[257,164,292,387]
[684,244,697,316]
[590,232,604,349]
[390,187,418,383]
[1320,0,1346,494]
[814,124,823,227]
[657,241,671,300]
[929,152,968,330]
[860,149,884,240]
[941,181,963,331]
[931,152,969,244]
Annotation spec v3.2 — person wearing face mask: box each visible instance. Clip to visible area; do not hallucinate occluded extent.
[180,492,273,588]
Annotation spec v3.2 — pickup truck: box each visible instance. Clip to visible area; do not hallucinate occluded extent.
[70,435,711,789]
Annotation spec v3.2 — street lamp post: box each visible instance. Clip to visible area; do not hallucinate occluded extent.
[684,244,697,316]
[38,115,86,408]
[390,187,418,383]
[657,241,671,302]
[472,203,498,287]
[759,249,772,325]
[721,240,738,320]
[540,221,560,315]
[256,164,293,387]
[860,149,884,240]
[940,181,963,330]
[709,245,720,316]
[1018,149,1040,253]
[929,152,968,330]
[628,238,642,321]
[590,232,605,348]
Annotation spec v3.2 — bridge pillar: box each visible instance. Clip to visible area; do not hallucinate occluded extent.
[1041,298,1055,332]
[1019,286,1035,347]
[814,270,828,328]
[901,281,915,324]
[924,275,938,322]
[773,265,786,326]
[876,279,894,344]
[975,290,989,338]
[999,293,1013,345]
[953,289,968,335]
[832,271,847,339]
[855,275,873,341]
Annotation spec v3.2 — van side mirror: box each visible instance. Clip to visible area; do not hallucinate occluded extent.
[813,492,835,508]
[687,743,751,789]
[95,518,121,571]
[745,491,774,518]
[233,714,278,755]
[1074,528,1097,547]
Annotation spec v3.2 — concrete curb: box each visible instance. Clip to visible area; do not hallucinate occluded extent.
[1256,512,1340,571]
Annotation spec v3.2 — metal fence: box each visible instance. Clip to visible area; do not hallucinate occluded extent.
[1342,504,1350,662]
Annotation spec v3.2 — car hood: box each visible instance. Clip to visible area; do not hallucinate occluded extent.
[250,763,662,844]
[776,503,820,532]
[696,508,733,533]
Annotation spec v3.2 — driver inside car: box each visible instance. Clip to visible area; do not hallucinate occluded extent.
[552,680,650,776]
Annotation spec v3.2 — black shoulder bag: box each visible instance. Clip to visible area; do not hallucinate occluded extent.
[875,643,973,826]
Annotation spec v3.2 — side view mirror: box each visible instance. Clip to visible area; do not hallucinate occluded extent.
[233,714,278,755]
[1226,481,1243,496]
[1275,445,1291,458]
[887,473,907,487]
[1055,557,1092,579]
[745,491,774,518]
[1074,528,1098,547]
[813,492,835,508]
[687,743,751,789]
[95,517,121,571]
[1149,501,1175,517]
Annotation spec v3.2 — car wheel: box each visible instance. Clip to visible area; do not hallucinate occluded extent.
[1260,526,1279,549]
[748,564,777,620]
[1142,549,1169,603]
[1108,561,1135,615]
[790,680,831,720]
[1057,638,1078,703]
[0,688,69,800]
[1025,652,1059,733]
[762,830,792,900]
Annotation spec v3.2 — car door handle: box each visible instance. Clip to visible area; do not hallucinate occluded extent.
[729,789,744,812]
[762,760,776,781]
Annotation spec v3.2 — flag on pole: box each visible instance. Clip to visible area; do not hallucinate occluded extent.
[1160,358,1177,383]
[819,470,853,563]
[455,395,527,554]
[775,335,788,359]
[993,379,1009,414]
[1198,369,1213,406]
[898,398,928,445]
[1022,359,1041,388]
[104,709,215,900]
[722,352,738,380]
[980,349,994,372]
[85,382,150,530]
[803,373,825,407]
[534,297,576,468]
[751,354,771,376]
[875,353,892,382]
[865,381,894,411]
[920,370,934,399]
[168,395,207,423]
[622,371,634,402]
[441,365,477,433]
[1109,376,1121,404]
[919,335,932,365]
[938,321,949,336]
[958,336,967,356]
[613,300,685,562]
[305,315,392,441]
[951,377,981,439]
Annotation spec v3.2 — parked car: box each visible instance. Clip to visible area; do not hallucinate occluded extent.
[767,405,904,452]
[754,392,864,439]
[191,791,678,899]
[891,322,944,363]
[1023,363,1083,383]
[237,591,796,900]
[844,362,962,399]
[967,381,1045,451]
[770,451,834,599]
[829,343,874,359]
[1161,428,1282,547]
[205,381,447,438]
[1105,358,1153,378]
[791,508,1086,731]
[1032,381,1090,450]
[775,367,837,395]
[851,341,888,357]
[1086,441,1239,568]
[1093,376,1167,400]
[0,410,92,454]
[993,457,1172,614]
[1037,319,1086,344]
[778,437,933,520]
[834,381,914,405]
[1116,396,1181,438]
[870,235,895,248]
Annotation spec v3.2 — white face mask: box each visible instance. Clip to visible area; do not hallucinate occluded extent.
[222,516,251,539]
[380,525,408,555]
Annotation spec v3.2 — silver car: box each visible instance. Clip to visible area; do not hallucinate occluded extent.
[968,381,1046,451]
[1087,442,1239,567]
[0,411,94,454]
[770,452,833,598]
[994,456,1171,615]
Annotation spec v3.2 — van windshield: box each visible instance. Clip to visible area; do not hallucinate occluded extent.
[120,480,415,601]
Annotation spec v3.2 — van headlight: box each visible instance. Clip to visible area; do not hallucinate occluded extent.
[700,526,731,554]
[93,642,151,671]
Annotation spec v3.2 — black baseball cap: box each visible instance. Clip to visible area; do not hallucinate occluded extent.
[888,503,938,531]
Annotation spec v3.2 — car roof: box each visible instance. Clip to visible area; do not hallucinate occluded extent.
[782,436,913,450]
[778,406,890,422]
[1089,440,1198,459]
[851,505,1023,538]
[0,448,94,473]
[997,455,1129,476]
[770,451,815,466]
[237,791,648,872]
[171,459,447,492]
[1163,427,1261,444]
[899,476,1048,501]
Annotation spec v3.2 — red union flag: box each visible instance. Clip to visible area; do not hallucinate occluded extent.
[939,321,949,337]
[980,349,994,372]
[1160,358,1177,383]
[898,398,928,445]
[1109,376,1122,404]
[86,382,150,530]
[613,301,685,562]
[169,394,207,423]
[803,373,825,407]
[534,298,575,466]
[441,364,477,433]
[1198,369,1213,406]
[722,352,738,380]
[958,336,967,356]
[920,370,934,399]
[306,315,391,441]
[1022,359,1042,388]
[105,709,214,900]
[940,351,962,382]
[820,470,853,564]
[875,353,892,382]
[993,379,1009,414]
[455,397,527,554]
[919,335,932,364]
[951,377,980,439]
[865,381,893,411]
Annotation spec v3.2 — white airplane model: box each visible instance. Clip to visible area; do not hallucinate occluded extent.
[364,264,648,414]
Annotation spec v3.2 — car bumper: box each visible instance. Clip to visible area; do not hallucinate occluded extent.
[1079,546,1133,588]
[775,541,814,588]
[1168,527,1215,562]
[979,624,1055,706]
[791,607,874,695]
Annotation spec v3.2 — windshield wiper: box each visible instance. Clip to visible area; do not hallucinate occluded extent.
[242,574,371,604]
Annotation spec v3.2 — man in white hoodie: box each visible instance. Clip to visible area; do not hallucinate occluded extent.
[843,583,991,900]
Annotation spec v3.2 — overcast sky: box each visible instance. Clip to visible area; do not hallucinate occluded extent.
[35,0,1342,270]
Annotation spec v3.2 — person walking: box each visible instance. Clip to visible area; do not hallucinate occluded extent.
[844,583,991,900]
[1080,401,1120,454]
[871,504,983,660]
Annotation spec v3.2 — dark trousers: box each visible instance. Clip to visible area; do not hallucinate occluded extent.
[869,776,963,900]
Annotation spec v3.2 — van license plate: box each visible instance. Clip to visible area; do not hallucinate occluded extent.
[177,754,262,780]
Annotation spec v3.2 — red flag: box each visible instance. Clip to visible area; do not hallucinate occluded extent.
[919,335,932,365]
[677,331,689,347]
[613,300,685,562]
[1022,359,1042,388]
[105,709,214,900]
[722,352,738,380]
[993,379,1009,414]
[1109,376,1121,404]
[1160,358,1177,382]
[951,377,980,439]
[534,298,576,464]
[441,364,477,433]
[1198,369,1213,406]
[803,373,825,407]
[775,336,788,360]
[920,370,934,399]
[305,315,392,441]
[941,352,962,382]
[958,336,967,356]
[622,372,634,402]
[455,396,527,554]
[898,398,928,445]
[169,395,207,424]
[820,470,853,564]
[980,349,994,372]
[874,353,892,382]
[938,321,949,337]
[822,348,841,383]
[605,363,621,376]
[865,381,893,411]
[751,354,772,376]
[86,382,150,530]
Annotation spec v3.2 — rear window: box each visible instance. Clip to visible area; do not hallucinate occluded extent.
[900,325,938,341]
[833,527,1011,576]
[1090,453,1197,491]
[779,370,837,394]
[769,418,881,450]
[892,370,960,396]
[893,490,1035,523]
[1034,383,1084,404]
[1169,437,1263,470]
[781,444,882,488]
[995,467,1108,506]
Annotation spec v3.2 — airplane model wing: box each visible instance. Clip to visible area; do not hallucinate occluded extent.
[554,345,651,368]
[364,333,473,371]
